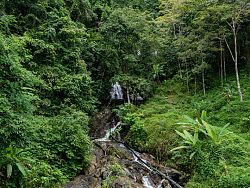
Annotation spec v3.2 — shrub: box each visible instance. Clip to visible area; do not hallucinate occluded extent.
[22,161,67,188]
[102,163,125,188]
[27,111,92,177]
[0,110,92,187]
[217,167,250,188]
[126,122,148,150]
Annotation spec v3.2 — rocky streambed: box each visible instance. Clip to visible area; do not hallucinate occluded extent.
[63,108,183,188]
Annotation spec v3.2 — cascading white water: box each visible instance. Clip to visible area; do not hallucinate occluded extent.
[110,82,123,100]
[157,179,166,188]
[92,115,183,188]
[65,107,183,188]
[94,122,121,142]
[142,176,154,188]
[131,149,152,171]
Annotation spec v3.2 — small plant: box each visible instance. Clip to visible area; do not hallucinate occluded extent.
[171,128,199,159]
[126,122,148,150]
[109,163,125,176]
[152,64,165,83]
[172,111,231,159]
[177,111,230,144]
[0,145,29,179]
[123,113,141,127]
[102,163,125,188]
[113,103,136,120]
[22,161,67,188]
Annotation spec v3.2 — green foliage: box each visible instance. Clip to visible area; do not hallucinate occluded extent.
[101,163,125,188]
[177,111,231,144]
[152,64,165,83]
[0,34,40,148]
[171,111,230,160]
[1,0,250,187]
[0,111,92,187]
[217,167,250,188]
[0,1,97,186]
[112,74,153,100]
[126,122,148,150]
[115,104,148,150]
[27,112,92,177]
[0,146,28,179]
[185,136,250,188]
[114,103,137,120]
[171,128,199,159]
[108,163,125,176]
[122,77,250,187]
[87,4,165,101]
[175,129,199,147]
[22,161,67,188]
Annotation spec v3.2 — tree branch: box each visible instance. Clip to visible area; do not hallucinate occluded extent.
[224,35,235,63]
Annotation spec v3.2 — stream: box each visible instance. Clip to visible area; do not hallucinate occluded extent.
[63,108,183,188]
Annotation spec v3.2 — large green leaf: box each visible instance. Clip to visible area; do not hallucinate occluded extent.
[189,151,196,159]
[175,130,188,140]
[16,163,26,176]
[7,164,12,178]
[193,128,199,145]
[218,123,230,138]
[202,120,215,138]
[170,145,190,152]
[201,110,207,120]
[183,130,194,143]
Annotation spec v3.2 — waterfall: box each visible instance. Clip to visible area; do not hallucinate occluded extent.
[110,82,123,100]
[64,109,183,188]
[142,176,154,188]
[94,122,121,142]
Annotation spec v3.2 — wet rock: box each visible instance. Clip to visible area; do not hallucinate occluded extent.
[161,180,172,188]
[90,108,114,138]
[149,171,162,185]
[62,139,183,188]
[165,167,182,177]
[110,176,144,188]
[62,109,183,188]
[124,167,134,179]
[102,170,109,180]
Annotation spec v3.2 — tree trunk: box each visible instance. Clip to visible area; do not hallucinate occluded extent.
[185,61,189,93]
[223,51,227,82]
[220,40,224,86]
[173,23,176,38]
[233,21,243,102]
[245,29,250,72]
[202,70,206,96]
[178,61,182,78]
[224,20,243,102]
[194,75,197,95]
[218,59,221,81]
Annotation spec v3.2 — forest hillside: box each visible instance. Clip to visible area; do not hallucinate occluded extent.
[0,0,249,187]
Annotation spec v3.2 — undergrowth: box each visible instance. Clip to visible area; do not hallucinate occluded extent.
[116,74,250,187]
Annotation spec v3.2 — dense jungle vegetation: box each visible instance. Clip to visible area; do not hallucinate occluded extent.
[0,0,249,187]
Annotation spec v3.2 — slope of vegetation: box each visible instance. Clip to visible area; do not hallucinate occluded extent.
[119,74,250,187]
[0,0,160,187]
[0,0,249,187]
[0,5,94,187]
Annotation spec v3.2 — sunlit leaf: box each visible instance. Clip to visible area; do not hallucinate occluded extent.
[170,145,190,152]
[16,163,26,176]
[7,164,12,178]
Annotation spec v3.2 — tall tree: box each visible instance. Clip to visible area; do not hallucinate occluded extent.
[221,1,250,102]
